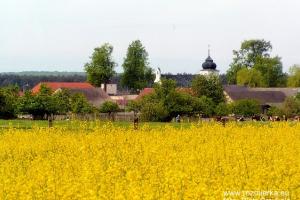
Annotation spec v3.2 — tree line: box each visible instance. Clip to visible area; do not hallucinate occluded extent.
[1,75,300,121]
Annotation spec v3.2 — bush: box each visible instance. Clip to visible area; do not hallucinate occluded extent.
[231,99,261,117]
[267,106,283,117]
[0,85,19,119]
[214,102,230,117]
[140,101,169,122]
[70,93,93,114]
[281,96,300,117]
[126,100,142,114]
[192,96,215,117]
[99,101,119,114]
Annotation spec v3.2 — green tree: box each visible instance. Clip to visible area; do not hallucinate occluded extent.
[231,99,261,117]
[121,40,154,92]
[99,101,119,120]
[267,106,283,117]
[226,39,286,87]
[138,79,196,121]
[154,78,176,96]
[140,101,168,122]
[0,85,19,119]
[236,68,264,87]
[155,79,194,120]
[17,90,36,117]
[214,102,230,116]
[165,92,195,117]
[191,75,225,104]
[70,93,93,114]
[53,89,72,114]
[84,43,116,88]
[253,56,286,87]
[192,96,215,117]
[296,92,300,100]
[287,65,300,87]
[17,84,59,119]
[281,96,300,117]
[126,100,142,114]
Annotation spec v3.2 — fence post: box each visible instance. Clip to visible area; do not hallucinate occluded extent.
[133,113,139,130]
[48,114,53,128]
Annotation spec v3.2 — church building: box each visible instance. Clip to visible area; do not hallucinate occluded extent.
[198,48,219,76]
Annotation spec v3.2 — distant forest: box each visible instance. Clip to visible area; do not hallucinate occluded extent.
[0,72,227,90]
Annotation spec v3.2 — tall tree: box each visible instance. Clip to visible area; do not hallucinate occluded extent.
[287,65,300,87]
[191,75,225,104]
[0,85,19,119]
[253,56,286,87]
[121,40,153,93]
[84,43,116,89]
[226,39,285,87]
[236,68,264,87]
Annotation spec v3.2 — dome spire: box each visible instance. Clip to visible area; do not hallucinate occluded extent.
[202,45,217,70]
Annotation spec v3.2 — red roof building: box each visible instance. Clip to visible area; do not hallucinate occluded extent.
[32,82,94,94]
[31,82,111,107]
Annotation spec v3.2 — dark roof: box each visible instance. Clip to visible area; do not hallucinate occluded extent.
[223,85,291,104]
[202,56,217,70]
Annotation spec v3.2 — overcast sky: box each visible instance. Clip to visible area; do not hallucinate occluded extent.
[0,0,299,74]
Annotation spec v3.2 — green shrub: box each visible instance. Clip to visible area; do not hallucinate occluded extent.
[231,99,261,117]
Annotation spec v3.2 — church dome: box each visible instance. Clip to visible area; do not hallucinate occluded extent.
[202,55,217,70]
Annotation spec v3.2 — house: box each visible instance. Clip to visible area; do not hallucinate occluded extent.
[32,82,111,107]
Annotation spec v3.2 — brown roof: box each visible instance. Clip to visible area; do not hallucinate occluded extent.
[67,88,111,107]
[224,85,299,105]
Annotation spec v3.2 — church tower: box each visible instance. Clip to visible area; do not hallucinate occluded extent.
[198,46,219,76]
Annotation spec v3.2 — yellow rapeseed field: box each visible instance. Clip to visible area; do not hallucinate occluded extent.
[0,122,299,199]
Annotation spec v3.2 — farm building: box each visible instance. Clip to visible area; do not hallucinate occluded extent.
[223,85,300,107]
[32,82,111,107]
[137,85,300,112]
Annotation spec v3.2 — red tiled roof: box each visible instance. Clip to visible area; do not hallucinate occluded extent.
[136,88,155,99]
[32,82,94,94]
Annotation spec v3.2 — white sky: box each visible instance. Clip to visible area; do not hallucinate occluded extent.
[0,0,299,74]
